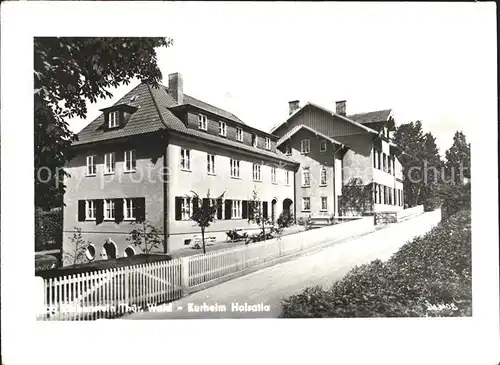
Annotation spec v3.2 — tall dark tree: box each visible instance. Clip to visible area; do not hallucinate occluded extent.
[34,37,173,210]
[444,131,471,184]
[393,121,443,207]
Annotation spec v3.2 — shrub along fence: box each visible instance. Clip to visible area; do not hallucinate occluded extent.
[36,217,374,321]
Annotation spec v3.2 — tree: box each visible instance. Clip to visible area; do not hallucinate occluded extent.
[63,227,91,266]
[393,121,443,207]
[444,131,471,184]
[126,221,164,256]
[247,187,271,243]
[34,37,173,210]
[339,178,373,216]
[189,190,225,254]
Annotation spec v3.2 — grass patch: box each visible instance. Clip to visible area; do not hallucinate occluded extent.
[280,210,471,317]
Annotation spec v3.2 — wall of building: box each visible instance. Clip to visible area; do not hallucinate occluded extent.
[62,136,166,265]
[166,133,295,252]
[336,133,374,186]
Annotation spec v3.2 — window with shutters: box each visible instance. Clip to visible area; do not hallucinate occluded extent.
[230,159,240,178]
[86,156,96,176]
[181,197,191,220]
[319,166,327,186]
[104,152,115,174]
[219,121,227,137]
[302,168,310,187]
[86,200,96,220]
[108,110,119,128]
[180,148,191,170]
[236,127,243,142]
[252,163,261,181]
[232,200,242,219]
[302,197,311,212]
[198,114,208,130]
[124,150,136,172]
[123,198,135,220]
[207,154,216,175]
[104,199,115,220]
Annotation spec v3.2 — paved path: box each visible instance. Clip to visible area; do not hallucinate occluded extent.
[123,210,441,319]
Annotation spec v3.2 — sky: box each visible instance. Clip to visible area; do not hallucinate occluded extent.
[66,2,496,156]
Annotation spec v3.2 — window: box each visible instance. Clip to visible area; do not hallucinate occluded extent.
[104,199,115,220]
[232,200,242,219]
[230,159,240,178]
[377,151,381,170]
[123,198,135,220]
[320,166,327,186]
[207,154,216,174]
[302,168,311,187]
[271,167,277,183]
[373,150,377,168]
[180,148,191,170]
[285,170,290,185]
[284,143,292,155]
[252,163,261,181]
[382,153,387,172]
[265,137,271,150]
[301,139,310,154]
[320,197,328,211]
[181,197,191,220]
[388,155,392,174]
[320,140,327,152]
[302,197,311,212]
[252,134,258,147]
[219,121,227,136]
[86,156,96,176]
[236,127,243,141]
[374,184,378,204]
[198,114,208,130]
[104,152,115,174]
[108,111,119,128]
[124,150,136,172]
[86,200,96,220]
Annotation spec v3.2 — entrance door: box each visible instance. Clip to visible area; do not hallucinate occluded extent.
[271,199,277,222]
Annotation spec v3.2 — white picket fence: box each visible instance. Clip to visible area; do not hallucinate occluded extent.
[397,205,424,221]
[37,217,374,321]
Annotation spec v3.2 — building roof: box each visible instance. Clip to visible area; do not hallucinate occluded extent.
[73,82,297,165]
[347,109,392,124]
[180,92,246,125]
[276,124,345,148]
[270,102,378,135]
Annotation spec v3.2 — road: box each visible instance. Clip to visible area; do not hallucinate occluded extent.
[123,209,441,319]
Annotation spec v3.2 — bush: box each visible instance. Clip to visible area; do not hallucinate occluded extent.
[35,209,63,251]
[439,182,471,219]
[423,196,441,212]
[276,211,294,228]
[280,209,471,318]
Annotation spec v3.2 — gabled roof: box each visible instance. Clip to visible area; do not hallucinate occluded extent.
[347,109,392,124]
[73,82,298,165]
[276,124,346,148]
[181,93,246,125]
[270,102,378,135]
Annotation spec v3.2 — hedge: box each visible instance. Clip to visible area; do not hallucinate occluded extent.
[280,209,471,317]
[35,209,63,251]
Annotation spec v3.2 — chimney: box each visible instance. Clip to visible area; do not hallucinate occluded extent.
[288,100,300,115]
[335,100,346,116]
[168,72,184,104]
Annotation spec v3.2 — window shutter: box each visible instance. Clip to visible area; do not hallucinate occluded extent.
[242,200,248,219]
[248,201,254,218]
[263,201,268,219]
[224,199,232,220]
[114,198,124,223]
[192,197,200,215]
[95,199,104,225]
[134,198,146,222]
[202,198,209,214]
[175,197,182,221]
[78,200,86,222]
[216,199,223,219]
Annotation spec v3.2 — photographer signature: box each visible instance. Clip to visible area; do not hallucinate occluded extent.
[424,300,458,311]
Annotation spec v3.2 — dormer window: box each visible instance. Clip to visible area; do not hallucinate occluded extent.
[198,114,208,130]
[252,134,258,147]
[108,111,119,128]
[219,121,227,137]
[265,137,271,150]
[284,143,292,156]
